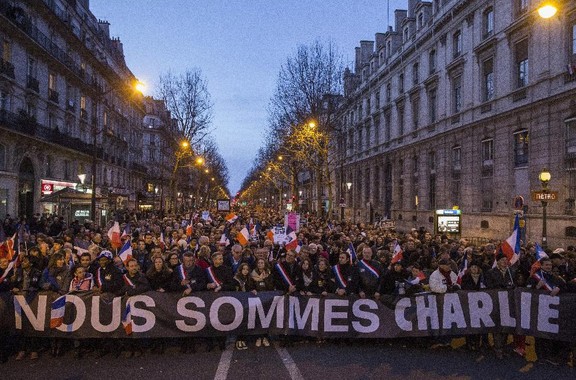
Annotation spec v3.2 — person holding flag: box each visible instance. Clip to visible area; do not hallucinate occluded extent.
[357,246,383,299]
[528,257,569,365]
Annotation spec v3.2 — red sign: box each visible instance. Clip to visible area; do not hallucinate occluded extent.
[41,182,54,194]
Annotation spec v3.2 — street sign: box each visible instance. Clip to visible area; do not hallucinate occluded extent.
[531,191,558,201]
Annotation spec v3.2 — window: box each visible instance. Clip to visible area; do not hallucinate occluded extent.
[482,139,494,163]
[64,160,71,180]
[429,174,436,210]
[429,49,436,74]
[412,97,419,131]
[452,75,462,113]
[49,73,57,91]
[366,97,371,115]
[398,105,404,137]
[514,130,529,166]
[516,0,528,16]
[2,38,11,62]
[0,189,7,219]
[453,31,462,58]
[374,117,380,146]
[46,155,52,177]
[452,146,462,168]
[399,72,404,94]
[515,39,529,88]
[403,27,410,43]
[27,56,36,78]
[428,88,437,123]
[386,83,391,102]
[386,40,392,57]
[566,117,576,157]
[571,24,576,55]
[365,124,371,149]
[0,143,5,170]
[483,8,494,39]
[482,58,494,101]
[398,159,404,209]
[429,151,436,171]
[375,90,380,109]
[412,62,419,85]
[418,13,424,30]
[358,128,363,152]
[0,89,10,111]
[384,111,391,141]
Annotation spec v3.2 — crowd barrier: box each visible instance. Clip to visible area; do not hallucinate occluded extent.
[1,289,574,341]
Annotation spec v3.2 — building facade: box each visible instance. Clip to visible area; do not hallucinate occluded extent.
[337,0,576,247]
[0,0,150,224]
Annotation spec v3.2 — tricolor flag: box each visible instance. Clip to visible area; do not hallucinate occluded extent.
[122,301,133,335]
[532,270,556,293]
[237,227,250,246]
[186,219,193,238]
[0,251,20,283]
[0,231,17,261]
[295,241,303,254]
[407,271,427,285]
[457,256,468,285]
[50,295,67,329]
[219,232,230,247]
[206,267,222,287]
[284,226,298,251]
[107,221,122,249]
[500,214,521,265]
[391,240,403,265]
[333,265,348,289]
[358,259,379,278]
[118,239,133,266]
[159,232,166,251]
[346,242,357,263]
[121,223,131,239]
[225,213,238,224]
[530,242,549,276]
[275,263,294,287]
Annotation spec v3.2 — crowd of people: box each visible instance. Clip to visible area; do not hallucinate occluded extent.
[0,209,575,366]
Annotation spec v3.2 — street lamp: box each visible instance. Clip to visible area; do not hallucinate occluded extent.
[346,182,353,223]
[539,169,551,249]
[537,2,558,19]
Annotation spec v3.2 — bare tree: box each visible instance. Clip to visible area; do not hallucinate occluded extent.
[158,69,213,148]
[267,40,344,216]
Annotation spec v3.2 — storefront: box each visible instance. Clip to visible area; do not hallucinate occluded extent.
[40,187,104,224]
[40,179,83,215]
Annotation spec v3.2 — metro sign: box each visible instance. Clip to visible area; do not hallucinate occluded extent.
[531,191,558,201]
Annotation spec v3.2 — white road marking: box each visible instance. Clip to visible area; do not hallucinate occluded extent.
[274,343,305,380]
[214,344,234,380]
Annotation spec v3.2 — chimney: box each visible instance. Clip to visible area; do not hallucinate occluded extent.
[360,40,375,64]
[408,0,417,18]
[98,20,110,39]
[394,9,407,32]
[375,33,386,49]
[355,47,361,74]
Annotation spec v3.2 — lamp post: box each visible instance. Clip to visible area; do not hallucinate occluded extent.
[539,169,551,249]
[345,182,352,221]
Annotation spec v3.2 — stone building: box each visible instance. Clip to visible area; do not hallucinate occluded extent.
[0,0,149,224]
[337,0,576,247]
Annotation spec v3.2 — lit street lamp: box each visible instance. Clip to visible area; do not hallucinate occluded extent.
[539,169,551,249]
[537,2,558,18]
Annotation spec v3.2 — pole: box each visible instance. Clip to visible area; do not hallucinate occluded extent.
[542,199,548,250]
[90,125,97,225]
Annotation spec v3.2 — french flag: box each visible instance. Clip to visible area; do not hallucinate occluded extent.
[501,214,521,265]
[107,221,122,250]
[391,240,403,265]
[457,256,468,285]
[121,223,131,239]
[118,239,133,266]
[284,226,298,251]
[225,213,238,224]
[50,295,67,328]
[530,242,548,276]
[0,251,20,283]
[237,227,250,246]
[122,301,133,335]
[347,242,357,262]
[159,232,166,251]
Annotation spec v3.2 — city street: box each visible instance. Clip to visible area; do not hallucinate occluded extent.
[2,338,574,380]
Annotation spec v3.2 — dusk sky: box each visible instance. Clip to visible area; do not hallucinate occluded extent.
[90,1,407,194]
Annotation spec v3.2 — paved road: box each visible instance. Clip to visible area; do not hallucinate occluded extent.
[2,338,574,380]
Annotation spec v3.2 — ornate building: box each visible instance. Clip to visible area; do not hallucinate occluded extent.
[337,0,576,246]
[0,0,149,224]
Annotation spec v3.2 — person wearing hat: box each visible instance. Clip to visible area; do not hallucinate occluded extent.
[485,250,515,359]
[460,261,487,352]
[92,250,123,295]
[429,258,460,294]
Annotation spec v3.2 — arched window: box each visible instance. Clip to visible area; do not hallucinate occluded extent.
[0,143,5,170]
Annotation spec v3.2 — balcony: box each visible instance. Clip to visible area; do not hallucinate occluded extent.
[0,59,15,79]
[27,76,40,93]
[0,109,101,156]
[48,88,59,104]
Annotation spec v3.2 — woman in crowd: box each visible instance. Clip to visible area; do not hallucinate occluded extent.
[233,263,252,350]
[300,258,314,295]
[248,258,274,347]
[460,261,486,351]
[166,252,181,270]
[146,255,173,292]
[309,257,335,296]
